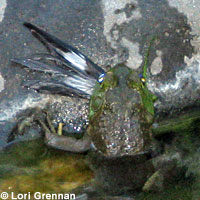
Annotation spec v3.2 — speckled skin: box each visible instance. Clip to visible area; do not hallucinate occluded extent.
[88,64,153,157]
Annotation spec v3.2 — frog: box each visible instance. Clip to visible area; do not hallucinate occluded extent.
[11,23,200,198]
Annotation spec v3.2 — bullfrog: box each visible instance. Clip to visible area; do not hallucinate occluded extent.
[88,63,155,157]
[11,23,200,198]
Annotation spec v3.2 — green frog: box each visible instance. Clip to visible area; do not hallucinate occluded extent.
[11,23,200,198]
[88,63,155,157]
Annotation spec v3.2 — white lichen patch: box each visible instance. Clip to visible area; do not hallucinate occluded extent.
[121,37,142,69]
[0,0,7,22]
[150,50,163,75]
[149,54,200,95]
[184,54,200,84]
[0,74,5,92]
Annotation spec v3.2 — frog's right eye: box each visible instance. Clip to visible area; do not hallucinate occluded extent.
[98,73,106,83]
[139,74,145,82]
[139,74,146,87]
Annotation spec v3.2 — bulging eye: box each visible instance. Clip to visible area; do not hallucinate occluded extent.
[139,74,146,87]
[98,73,106,83]
[141,77,146,84]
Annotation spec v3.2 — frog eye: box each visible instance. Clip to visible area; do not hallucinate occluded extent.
[141,77,146,83]
[139,74,146,86]
[98,73,106,83]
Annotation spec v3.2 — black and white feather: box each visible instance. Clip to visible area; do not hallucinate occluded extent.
[11,22,106,98]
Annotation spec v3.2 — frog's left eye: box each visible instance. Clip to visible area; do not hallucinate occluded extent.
[141,77,146,83]
[139,74,146,86]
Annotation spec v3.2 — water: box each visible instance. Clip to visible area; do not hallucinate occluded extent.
[0,138,93,199]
